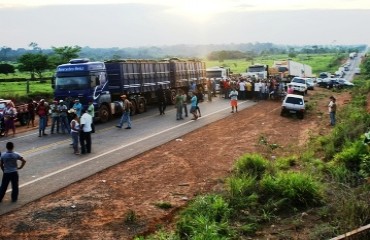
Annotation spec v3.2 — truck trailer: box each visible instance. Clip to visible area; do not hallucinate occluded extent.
[273,60,312,79]
[53,58,206,122]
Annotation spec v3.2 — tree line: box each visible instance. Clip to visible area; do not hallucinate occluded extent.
[0,42,367,80]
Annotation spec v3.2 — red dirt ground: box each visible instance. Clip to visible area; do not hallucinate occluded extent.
[0,88,350,240]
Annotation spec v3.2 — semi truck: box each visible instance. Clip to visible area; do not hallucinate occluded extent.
[243,64,269,80]
[52,58,206,122]
[272,60,312,80]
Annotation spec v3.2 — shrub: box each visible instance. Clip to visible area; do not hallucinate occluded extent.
[226,175,258,209]
[333,140,368,172]
[176,195,234,239]
[259,172,324,209]
[233,154,268,179]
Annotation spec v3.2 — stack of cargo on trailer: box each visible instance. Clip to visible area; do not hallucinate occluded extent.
[52,58,206,122]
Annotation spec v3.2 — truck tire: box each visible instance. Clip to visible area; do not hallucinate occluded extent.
[18,113,27,126]
[98,105,110,123]
[137,98,146,114]
[130,100,137,116]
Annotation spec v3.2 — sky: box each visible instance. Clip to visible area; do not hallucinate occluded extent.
[0,0,369,49]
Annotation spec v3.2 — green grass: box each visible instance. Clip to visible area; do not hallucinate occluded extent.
[0,80,53,98]
[204,53,341,75]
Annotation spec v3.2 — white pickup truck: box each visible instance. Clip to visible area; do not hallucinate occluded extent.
[288,77,308,96]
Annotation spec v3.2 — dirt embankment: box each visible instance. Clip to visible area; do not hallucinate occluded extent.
[0,89,348,240]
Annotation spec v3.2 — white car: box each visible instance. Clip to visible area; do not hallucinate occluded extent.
[281,94,306,119]
[289,77,308,95]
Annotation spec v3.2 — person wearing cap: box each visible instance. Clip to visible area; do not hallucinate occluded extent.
[50,100,60,134]
[72,99,82,118]
[80,108,93,154]
[58,99,70,134]
[116,95,132,129]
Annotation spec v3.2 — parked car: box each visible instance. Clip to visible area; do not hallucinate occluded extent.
[289,77,308,95]
[305,78,315,90]
[280,94,306,119]
[337,78,354,88]
[317,78,341,89]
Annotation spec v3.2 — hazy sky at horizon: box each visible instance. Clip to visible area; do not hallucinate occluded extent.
[0,0,368,49]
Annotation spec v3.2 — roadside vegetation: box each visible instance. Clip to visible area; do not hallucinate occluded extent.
[134,60,370,239]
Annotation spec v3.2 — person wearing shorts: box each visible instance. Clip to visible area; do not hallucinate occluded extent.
[229,87,238,113]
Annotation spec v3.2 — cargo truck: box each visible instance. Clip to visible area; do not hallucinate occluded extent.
[52,58,206,122]
[243,64,269,80]
[273,60,312,80]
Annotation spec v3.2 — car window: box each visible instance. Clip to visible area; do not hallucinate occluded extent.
[286,97,303,105]
[292,78,305,84]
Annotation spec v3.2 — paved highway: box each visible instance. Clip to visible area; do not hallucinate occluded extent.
[0,96,256,215]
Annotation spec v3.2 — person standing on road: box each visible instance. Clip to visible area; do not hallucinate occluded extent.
[26,99,36,128]
[72,99,82,118]
[116,95,132,129]
[70,113,80,155]
[175,90,184,120]
[0,141,26,203]
[182,91,188,117]
[238,79,246,100]
[3,101,17,137]
[229,87,239,113]
[36,99,48,137]
[58,100,70,134]
[190,92,198,120]
[79,108,92,154]
[155,85,167,115]
[50,100,60,134]
[87,101,95,133]
[328,96,337,126]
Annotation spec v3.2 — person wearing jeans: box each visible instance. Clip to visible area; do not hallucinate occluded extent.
[116,95,132,129]
[0,142,26,203]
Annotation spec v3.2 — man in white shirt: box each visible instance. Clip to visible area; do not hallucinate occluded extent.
[238,79,246,100]
[80,108,93,154]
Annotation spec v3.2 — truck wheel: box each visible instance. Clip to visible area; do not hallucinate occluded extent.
[168,89,176,105]
[98,105,110,123]
[137,98,146,114]
[19,114,27,126]
[130,100,137,116]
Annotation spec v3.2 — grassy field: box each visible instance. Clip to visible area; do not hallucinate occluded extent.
[204,53,342,75]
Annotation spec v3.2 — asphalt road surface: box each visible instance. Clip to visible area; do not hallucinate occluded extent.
[0,96,256,215]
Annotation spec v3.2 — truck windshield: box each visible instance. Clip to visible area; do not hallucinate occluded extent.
[55,76,90,90]
[248,66,265,72]
[206,71,224,78]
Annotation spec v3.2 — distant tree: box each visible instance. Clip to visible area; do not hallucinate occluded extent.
[51,46,82,66]
[18,53,49,79]
[0,63,15,75]
[0,46,12,61]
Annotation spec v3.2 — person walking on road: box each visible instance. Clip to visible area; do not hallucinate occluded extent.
[229,87,239,113]
[116,95,132,129]
[79,108,92,154]
[0,141,26,203]
[328,96,337,126]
